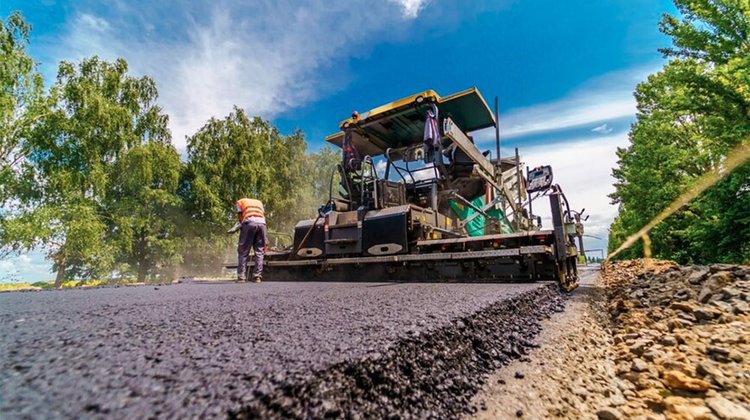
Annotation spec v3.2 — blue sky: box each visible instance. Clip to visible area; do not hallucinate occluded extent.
[1,0,677,281]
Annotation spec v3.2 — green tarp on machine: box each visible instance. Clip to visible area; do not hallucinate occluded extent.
[450,197,513,236]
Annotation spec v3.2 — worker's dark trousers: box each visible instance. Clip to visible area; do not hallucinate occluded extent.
[237,221,266,280]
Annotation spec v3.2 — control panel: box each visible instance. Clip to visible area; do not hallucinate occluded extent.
[527,165,553,193]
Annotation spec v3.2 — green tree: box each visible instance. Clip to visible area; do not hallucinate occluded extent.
[107,141,183,281]
[0,12,45,260]
[179,108,342,265]
[609,0,750,263]
[0,12,44,191]
[8,56,174,285]
[309,144,342,204]
[264,129,314,233]
[180,108,316,233]
[181,108,274,229]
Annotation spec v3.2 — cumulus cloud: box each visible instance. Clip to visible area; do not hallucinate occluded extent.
[519,133,629,255]
[78,13,110,32]
[44,1,436,151]
[375,159,388,177]
[464,65,654,253]
[591,123,613,134]
[0,250,52,282]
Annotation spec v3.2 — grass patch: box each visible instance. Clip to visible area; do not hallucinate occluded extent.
[0,278,146,291]
[0,283,40,291]
[59,280,100,288]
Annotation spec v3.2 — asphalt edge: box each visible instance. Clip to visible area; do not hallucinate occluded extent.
[231,283,565,419]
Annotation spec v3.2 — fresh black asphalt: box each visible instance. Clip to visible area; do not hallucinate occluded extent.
[0,281,562,419]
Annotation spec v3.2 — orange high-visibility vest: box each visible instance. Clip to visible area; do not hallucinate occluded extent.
[236,198,265,222]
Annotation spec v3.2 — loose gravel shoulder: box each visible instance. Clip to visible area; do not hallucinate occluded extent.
[1,281,562,419]
[601,260,750,420]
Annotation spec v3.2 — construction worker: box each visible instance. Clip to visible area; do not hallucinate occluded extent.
[234,197,267,283]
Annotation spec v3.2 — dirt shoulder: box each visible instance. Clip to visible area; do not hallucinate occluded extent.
[469,267,623,419]
[470,260,750,420]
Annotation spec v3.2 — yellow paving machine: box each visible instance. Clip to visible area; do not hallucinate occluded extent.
[262,88,585,290]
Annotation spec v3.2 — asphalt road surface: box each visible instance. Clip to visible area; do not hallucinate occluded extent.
[0,280,563,419]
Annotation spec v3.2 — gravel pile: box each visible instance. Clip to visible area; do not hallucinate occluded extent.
[599,259,750,419]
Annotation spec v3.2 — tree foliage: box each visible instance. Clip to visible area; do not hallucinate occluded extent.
[309,145,342,204]
[108,141,183,281]
[609,0,750,263]
[179,110,342,263]
[0,13,351,284]
[5,56,176,284]
[180,108,330,235]
[0,12,44,197]
[0,12,45,262]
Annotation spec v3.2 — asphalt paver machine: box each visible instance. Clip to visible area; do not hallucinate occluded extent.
[263,88,585,290]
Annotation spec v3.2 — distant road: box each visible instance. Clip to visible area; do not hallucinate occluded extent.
[0,281,554,418]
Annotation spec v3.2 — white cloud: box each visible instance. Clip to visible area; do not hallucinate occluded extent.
[47,1,436,150]
[375,159,388,177]
[0,250,52,283]
[388,0,430,18]
[58,14,119,62]
[519,133,629,255]
[78,13,110,32]
[591,123,613,134]
[488,66,656,140]
[463,65,657,254]
[411,163,438,181]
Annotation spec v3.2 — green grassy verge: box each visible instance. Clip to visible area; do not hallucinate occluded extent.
[0,283,44,291]
[0,278,148,291]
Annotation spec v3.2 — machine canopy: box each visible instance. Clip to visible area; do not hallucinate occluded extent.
[325,88,495,157]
